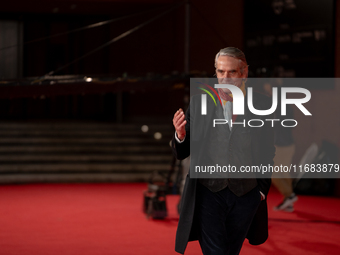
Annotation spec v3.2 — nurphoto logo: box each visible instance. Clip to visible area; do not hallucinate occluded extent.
[199,83,312,128]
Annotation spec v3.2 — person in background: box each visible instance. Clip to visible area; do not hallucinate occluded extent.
[263,81,298,212]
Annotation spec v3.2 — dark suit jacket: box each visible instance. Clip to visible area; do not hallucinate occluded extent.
[172,91,275,254]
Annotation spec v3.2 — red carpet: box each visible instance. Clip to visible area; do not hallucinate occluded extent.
[0,183,339,255]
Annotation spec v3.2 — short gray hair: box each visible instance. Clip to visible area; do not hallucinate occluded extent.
[214,47,248,74]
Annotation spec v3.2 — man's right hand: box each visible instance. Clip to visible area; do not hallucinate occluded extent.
[173,108,187,141]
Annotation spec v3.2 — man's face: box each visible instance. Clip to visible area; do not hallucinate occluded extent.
[215,55,247,94]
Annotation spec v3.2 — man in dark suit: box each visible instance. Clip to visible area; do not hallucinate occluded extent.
[172,47,275,255]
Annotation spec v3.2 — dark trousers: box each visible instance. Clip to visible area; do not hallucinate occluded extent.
[196,182,261,255]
